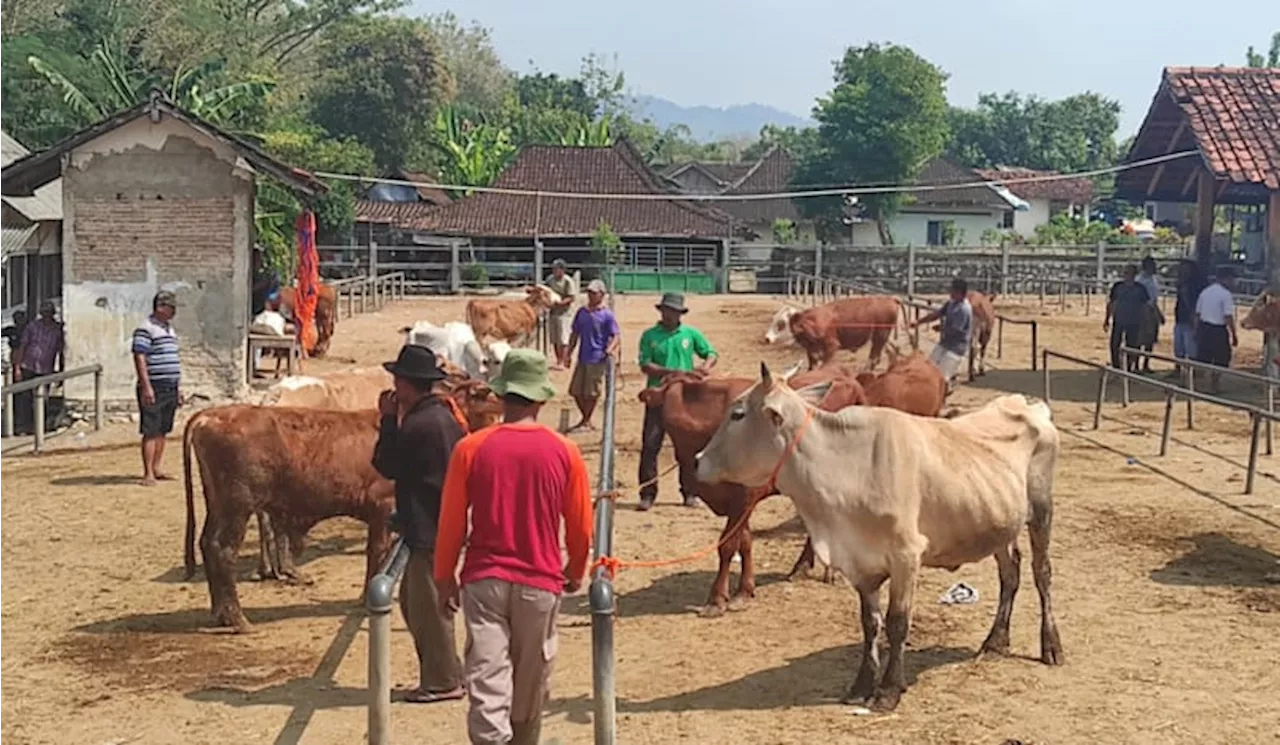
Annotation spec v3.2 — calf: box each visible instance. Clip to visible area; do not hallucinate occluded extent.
[401,320,493,379]
[769,297,905,371]
[695,366,1062,710]
[966,290,996,379]
[638,365,865,616]
[466,285,559,345]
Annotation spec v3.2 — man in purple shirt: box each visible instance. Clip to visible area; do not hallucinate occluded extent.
[566,279,620,431]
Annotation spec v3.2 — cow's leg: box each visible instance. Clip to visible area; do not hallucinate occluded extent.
[968,345,978,382]
[867,331,889,372]
[701,513,741,618]
[729,521,755,611]
[978,332,990,377]
[251,511,279,581]
[872,555,920,711]
[362,516,392,602]
[786,538,836,584]
[1028,498,1064,666]
[979,541,1021,656]
[843,575,886,705]
[201,506,253,632]
[275,526,314,586]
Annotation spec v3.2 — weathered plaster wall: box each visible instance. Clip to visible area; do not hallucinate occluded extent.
[61,116,254,401]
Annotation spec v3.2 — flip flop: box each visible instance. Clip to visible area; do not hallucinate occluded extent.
[400,687,465,704]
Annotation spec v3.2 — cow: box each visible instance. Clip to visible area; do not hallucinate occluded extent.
[400,320,511,380]
[637,365,866,616]
[1241,292,1280,371]
[465,285,560,345]
[279,284,339,357]
[966,290,997,380]
[694,365,1063,710]
[764,297,905,371]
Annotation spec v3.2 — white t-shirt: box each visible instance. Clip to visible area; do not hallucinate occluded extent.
[251,310,288,336]
[1195,283,1234,326]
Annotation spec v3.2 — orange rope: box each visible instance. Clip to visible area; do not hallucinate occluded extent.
[591,406,816,579]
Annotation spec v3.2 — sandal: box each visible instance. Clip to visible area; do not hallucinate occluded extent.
[399,686,465,704]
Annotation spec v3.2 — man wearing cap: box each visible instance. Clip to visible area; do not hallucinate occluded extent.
[371,344,466,704]
[132,291,181,485]
[544,258,577,370]
[435,348,592,745]
[637,292,717,511]
[566,279,620,432]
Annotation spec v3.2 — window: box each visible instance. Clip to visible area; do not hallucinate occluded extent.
[1002,210,1015,229]
[926,221,943,246]
[1144,203,1156,220]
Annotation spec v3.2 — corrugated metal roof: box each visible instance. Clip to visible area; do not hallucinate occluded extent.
[2,225,37,261]
[1,130,62,221]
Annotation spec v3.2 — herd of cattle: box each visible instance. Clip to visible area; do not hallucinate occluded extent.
[180,282,1067,709]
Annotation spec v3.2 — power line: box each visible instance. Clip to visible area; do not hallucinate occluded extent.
[313,149,1198,202]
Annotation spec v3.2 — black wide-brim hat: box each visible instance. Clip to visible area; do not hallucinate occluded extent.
[383,344,448,382]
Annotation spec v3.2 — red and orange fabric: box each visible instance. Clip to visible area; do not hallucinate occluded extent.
[294,210,319,354]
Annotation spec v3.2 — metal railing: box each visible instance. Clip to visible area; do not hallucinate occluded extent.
[366,535,410,745]
[589,354,619,745]
[786,271,1041,371]
[330,272,407,319]
[1041,349,1279,494]
[1118,346,1277,454]
[1,364,104,452]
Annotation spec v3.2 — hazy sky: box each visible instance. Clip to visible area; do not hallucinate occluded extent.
[410,0,1277,137]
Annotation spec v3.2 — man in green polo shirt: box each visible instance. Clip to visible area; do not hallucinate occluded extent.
[637,292,717,511]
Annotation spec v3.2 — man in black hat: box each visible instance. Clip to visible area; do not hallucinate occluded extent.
[372,344,466,703]
[636,292,717,511]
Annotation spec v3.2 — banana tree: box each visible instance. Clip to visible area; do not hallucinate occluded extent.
[431,106,517,194]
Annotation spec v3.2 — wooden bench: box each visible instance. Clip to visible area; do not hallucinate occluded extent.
[247,333,302,381]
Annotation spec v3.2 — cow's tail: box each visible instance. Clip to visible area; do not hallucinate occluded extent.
[182,409,205,580]
[896,298,917,349]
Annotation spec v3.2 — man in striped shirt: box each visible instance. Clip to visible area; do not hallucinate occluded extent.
[435,348,592,745]
[132,291,181,485]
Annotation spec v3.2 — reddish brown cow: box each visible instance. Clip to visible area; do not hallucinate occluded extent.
[279,284,339,357]
[638,365,866,616]
[466,285,558,344]
[966,290,996,379]
[787,296,905,371]
[789,347,948,580]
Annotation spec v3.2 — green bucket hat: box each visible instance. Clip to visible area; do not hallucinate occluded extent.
[489,348,557,403]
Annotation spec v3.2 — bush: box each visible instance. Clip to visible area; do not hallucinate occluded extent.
[460,262,489,288]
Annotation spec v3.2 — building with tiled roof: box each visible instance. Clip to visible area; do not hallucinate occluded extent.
[1115,66,1279,264]
[664,147,808,242]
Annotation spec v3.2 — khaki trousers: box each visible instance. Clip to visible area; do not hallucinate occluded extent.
[463,578,560,745]
[400,551,462,692]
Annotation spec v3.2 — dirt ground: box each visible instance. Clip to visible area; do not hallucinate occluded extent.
[3,290,1279,745]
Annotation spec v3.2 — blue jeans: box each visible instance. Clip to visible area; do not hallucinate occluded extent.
[1173,323,1197,360]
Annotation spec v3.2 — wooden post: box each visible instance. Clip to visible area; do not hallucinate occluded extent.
[1194,169,1217,266]
[1159,390,1175,456]
[1268,190,1280,292]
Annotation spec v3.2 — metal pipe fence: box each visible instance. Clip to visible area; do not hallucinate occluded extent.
[1,364,104,451]
[1041,348,1280,494]
[786,271,1041,371]
[365,536,411,745]
[329,272,406,319]
[588,355,618,745]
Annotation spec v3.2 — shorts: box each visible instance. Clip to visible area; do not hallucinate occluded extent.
[1195,323,1231,368]
[548,313,572,347]
[928,345,965,382]
[570,362,607,399]
[138,382,179,437]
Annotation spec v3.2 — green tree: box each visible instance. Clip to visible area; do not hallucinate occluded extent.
[946,91,1121,173]
[742,124,820,164]
[589,220,624,273]
[422,12,513,114]
[798,43,949,244]
[309,15,453,172]
[430,106,516,193]
[1245,32,1280,67]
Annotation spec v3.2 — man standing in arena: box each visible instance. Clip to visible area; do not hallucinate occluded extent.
[435,348,592,745]
[1104,264,1150,372]
[132,291,181,485]
[1195,266,1238,393]
[544,258,577,370]
[372,343,466,704]
[567,279,620,432]
[637,292,717,511]
[911,277,973,389]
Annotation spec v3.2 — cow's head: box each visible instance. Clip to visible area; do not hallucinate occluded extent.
[526,284,561,309]
[695,362,827,487]
[1241,291,1280,332]
[450,380,503,431]
[764,306,799,344]
[485,341,512,381]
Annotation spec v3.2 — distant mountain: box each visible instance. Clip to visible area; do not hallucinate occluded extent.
[628,94,813,142]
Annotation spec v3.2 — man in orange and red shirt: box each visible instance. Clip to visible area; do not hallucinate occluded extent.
[435,348,593,745]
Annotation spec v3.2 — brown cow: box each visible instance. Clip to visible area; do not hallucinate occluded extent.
[183,406,394,631]
[466,285,559,345]
[769,297,905,371]
[637,365,866,616]
[279,284,338,357]
[966,290,997,380]
[789,346,949,581]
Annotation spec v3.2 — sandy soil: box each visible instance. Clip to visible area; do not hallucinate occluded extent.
[3,290,1279,745]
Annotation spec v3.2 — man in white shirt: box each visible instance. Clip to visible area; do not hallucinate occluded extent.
[1194,266,1238,393]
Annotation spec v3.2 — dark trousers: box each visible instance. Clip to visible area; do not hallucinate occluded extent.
[1110,324,1140,371]
[638,405,667,503]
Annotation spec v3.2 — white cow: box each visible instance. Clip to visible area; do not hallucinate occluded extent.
[400,320,498,379]
[763,305,800,344]
[694,363,1062,711]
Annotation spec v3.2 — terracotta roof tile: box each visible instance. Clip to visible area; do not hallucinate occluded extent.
[354,199,443,225]
[664,147,801,227]
[974,166,1095,203]
[1163,66,1280,190]
[408,140,732,239]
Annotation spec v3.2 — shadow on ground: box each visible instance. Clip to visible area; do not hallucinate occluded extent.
[1151,532,1280,588]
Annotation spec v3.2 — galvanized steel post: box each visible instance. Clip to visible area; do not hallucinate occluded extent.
[93,369,103,432]
[367,538,410,745]
[32,384,46,453]
[589,357,618,745]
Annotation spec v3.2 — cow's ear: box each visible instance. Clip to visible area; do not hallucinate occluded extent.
[794,381,833,407]
[780,362,803,382]
[760,362,773,388]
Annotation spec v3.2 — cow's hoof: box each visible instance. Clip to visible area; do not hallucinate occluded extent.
[726,594,751,612]
[1040,627,1064,666]
[978,631,1010,657]
[869,687,902,712]
[698,604,727,619]
[248,569,278,582]
[279,570,314,586]
[217,611,254,634]
[821,567,837,584]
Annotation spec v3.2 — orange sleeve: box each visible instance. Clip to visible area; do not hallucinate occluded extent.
[561,439,595,583]
[433,433,478,583]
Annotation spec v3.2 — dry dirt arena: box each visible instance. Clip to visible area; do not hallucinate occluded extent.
[4,291,1280,745]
